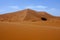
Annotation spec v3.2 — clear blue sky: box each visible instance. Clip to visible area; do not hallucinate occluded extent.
[0,0,60,16]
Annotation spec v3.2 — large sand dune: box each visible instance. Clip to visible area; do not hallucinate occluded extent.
[0,9,60,22]
[0,9,60,40]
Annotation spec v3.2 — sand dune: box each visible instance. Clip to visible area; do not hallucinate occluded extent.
[0,9,60,22]
[0,9,60,40]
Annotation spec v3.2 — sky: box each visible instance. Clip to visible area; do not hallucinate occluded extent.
[0,0,60,16]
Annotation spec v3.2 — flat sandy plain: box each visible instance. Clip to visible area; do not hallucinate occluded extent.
[0,21,60,40]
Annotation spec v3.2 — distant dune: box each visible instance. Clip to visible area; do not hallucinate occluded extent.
[0,9,60,22]
[0,9,60,40]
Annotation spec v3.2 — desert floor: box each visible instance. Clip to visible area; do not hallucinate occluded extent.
[0,22,60,40]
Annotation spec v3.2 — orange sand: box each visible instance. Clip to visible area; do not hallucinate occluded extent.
[0,9,60,40]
